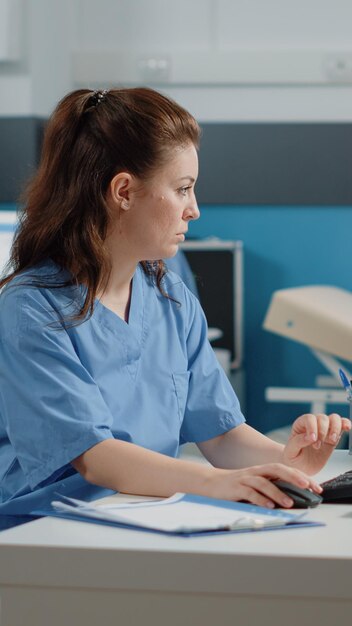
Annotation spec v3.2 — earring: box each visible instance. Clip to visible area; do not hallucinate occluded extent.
[121,199,129,210]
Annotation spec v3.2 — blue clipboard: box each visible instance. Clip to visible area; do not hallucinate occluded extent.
[33,493,325,537]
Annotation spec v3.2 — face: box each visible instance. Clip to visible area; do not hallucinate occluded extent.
[115,143,200,261]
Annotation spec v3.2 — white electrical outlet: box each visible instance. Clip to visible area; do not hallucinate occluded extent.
[138,56,171,83]
[323,53,352,83]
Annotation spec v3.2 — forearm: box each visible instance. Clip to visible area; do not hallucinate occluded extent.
[198,423,285,469]
[72,438,215,497]
[71,432,321,507]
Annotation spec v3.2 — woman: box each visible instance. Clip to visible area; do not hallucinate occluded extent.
[0,88,349,515]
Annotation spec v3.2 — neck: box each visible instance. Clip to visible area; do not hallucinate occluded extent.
[97,232,138,322]
[103,259,137,296]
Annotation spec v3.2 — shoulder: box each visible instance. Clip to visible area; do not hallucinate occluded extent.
[0,260,75,337]
[162,267,186,290]
[140,266,203,333]
[154,267,199,311]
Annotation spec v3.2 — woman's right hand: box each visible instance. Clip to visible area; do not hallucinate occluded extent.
[206,463,322,509]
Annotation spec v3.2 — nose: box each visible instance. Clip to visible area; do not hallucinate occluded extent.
[184,193,200,222]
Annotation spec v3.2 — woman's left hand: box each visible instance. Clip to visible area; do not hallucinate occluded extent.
[283,413,351,475]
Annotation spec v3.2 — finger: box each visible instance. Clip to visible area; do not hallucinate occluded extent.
[293,413,319,444]
[286,431,317,460]
[312,413,330,449]
[250,463,321,492]
[238,485,276,509]
[341,417,352,432]
[316,414,330,441]
[245,476,295,509]
[326,413,344,445]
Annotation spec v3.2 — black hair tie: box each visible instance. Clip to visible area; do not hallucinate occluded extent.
[89,90,109,108]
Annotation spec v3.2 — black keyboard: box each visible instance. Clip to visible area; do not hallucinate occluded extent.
[321,470,352,503]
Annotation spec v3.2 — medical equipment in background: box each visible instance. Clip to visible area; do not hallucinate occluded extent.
[172,238,245,460]
[263,285,352,451]
[0,210,16,274]
[179,239,244,370]
[179,238,244,405]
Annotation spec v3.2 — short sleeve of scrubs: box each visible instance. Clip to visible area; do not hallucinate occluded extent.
[0,286,114,490]
[176,283,245,444]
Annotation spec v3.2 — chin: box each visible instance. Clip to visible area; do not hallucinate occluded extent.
[144,244,179,261]
[163,245,179,259]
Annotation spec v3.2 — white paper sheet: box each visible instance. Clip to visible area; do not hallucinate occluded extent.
[52,493,307,534]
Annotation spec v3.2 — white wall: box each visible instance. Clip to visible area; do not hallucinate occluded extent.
[28,0,75,117]
[1,0,352,120]
[0,0,75,116]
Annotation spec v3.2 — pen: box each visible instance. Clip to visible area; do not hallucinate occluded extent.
[338,368,352,400]
[338,368,352,455]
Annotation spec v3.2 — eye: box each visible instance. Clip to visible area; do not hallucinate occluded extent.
[178,185,192,197]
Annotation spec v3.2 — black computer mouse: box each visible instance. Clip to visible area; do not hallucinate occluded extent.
[273,480,323,508]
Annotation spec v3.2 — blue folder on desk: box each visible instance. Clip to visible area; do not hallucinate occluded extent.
[33,493,324,537]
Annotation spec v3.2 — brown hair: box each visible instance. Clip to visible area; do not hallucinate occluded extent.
[0,87,200,321]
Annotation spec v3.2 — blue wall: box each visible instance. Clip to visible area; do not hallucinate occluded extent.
[2,204,352,432]
[188,205,352,431]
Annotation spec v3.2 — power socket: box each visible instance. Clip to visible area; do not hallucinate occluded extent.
[138,56,171,83]
[323,53,352,83]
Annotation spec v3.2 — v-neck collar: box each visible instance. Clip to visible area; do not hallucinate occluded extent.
[93,266,147,383]
[94,265,145,345]
[125,264,144,338]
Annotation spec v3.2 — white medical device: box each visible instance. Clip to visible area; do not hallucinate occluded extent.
[263,285,352,452]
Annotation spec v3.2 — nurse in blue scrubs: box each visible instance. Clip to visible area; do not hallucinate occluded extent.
[0,88,350,516]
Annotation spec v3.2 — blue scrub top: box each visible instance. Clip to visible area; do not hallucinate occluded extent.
[165,250,199,297]
[0,260,245,514]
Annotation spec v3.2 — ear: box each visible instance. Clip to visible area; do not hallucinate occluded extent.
[108,172,133,209]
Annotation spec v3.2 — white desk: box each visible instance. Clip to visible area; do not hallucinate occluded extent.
[0,451,352,626]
